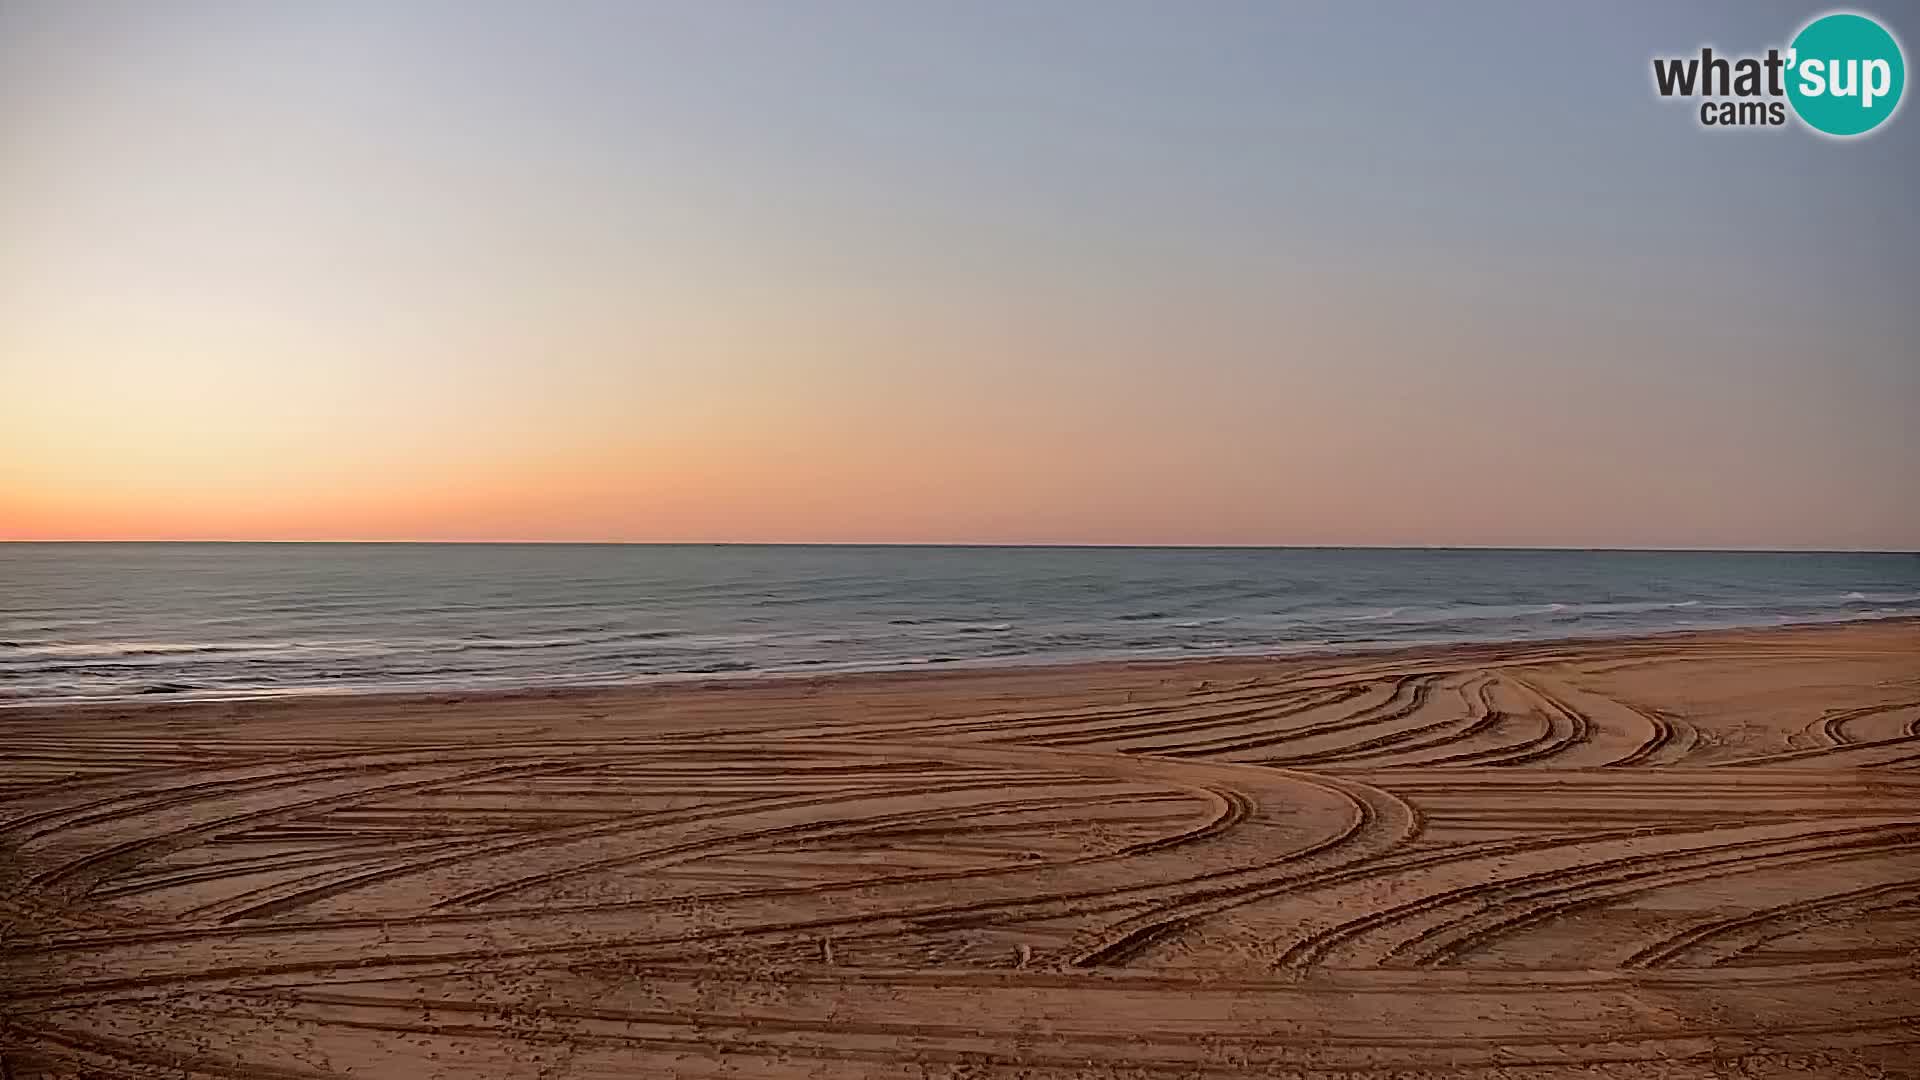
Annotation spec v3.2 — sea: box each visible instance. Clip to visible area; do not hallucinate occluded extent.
[2,543,1916,702]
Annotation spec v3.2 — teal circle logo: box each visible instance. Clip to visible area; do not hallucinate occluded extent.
[1787,12,1905,136]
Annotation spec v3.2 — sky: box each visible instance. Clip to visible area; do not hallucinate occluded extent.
[2,1,1916,548]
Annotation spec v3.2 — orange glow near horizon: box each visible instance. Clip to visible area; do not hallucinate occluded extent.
[4,4,1916,549]
[5,278,1918,548]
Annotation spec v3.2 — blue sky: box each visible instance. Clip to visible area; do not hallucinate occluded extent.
[2,2,1915,546]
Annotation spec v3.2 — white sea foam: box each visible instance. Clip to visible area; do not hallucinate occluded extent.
[5,545,1914,700]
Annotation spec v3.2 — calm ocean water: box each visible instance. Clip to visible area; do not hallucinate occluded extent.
[2,544,1916,701]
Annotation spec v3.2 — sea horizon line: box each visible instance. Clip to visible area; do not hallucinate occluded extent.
[3,540,1917,555]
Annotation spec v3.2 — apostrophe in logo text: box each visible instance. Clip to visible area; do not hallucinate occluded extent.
[1652,10,1905,137]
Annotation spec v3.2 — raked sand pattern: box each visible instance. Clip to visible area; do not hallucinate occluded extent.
[3,620,1918,1078]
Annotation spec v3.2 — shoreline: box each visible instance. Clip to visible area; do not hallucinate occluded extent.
[7,611,1912,1068]
[9,545,1915,709]
[11,612,1918,719]
[5,613,1916,1077]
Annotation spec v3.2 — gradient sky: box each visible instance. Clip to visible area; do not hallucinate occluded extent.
[3,1,1916,547]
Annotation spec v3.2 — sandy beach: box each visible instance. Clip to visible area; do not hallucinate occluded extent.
[3,618,1917,1078]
